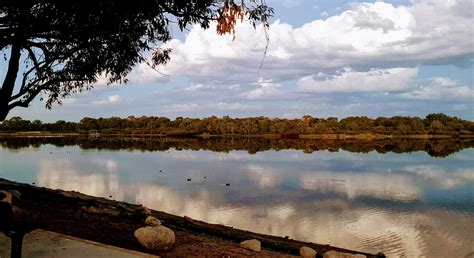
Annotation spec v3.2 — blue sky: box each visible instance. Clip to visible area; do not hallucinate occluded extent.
[4,0,474,121]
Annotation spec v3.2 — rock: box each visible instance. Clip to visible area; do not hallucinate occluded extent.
[0,190,12,204]
[300,246,317,258]
[184,215,193,222]
[323,251,366,258]
[134,226,175,250]
[145,216,161,226]
[240,239,261,252]
[135,206,152,216]
[8,190,21,201]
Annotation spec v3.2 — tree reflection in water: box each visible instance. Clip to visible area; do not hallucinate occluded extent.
[0,136,472,157]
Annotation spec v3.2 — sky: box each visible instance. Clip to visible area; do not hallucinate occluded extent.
[5,0,474,122]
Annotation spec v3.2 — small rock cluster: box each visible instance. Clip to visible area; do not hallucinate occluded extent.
[134,216,175,250]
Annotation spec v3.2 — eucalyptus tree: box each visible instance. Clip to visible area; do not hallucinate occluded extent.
[0,0,272,120]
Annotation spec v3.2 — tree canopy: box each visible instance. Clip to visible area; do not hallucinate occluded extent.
[0,0,272,120]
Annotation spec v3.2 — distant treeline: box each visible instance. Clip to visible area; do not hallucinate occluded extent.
[0,136,472,157]
[1,113,473,136]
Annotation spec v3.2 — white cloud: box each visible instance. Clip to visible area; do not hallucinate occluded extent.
[92,94,122,105]
[399,77,474,100]
[240,78,282,99]
[125,62,169,83]
[216,102,257,111]
[320,11,329,17]
[164,103,198,112]
[185,83,205,91]
[108,95,121,103]
[297,67,418,93]
[154,0,473,86]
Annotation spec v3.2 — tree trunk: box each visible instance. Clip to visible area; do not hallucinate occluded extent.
[0,109,8,121]
[0,43,22,121]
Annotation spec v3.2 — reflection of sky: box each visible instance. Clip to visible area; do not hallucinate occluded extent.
[1,145,473,257]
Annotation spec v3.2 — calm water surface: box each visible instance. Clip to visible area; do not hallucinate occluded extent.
[0,137,473,257]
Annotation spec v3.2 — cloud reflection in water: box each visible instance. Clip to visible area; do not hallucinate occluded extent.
[11,147,471,257]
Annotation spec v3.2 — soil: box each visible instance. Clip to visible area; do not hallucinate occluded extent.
[0,178,383,257]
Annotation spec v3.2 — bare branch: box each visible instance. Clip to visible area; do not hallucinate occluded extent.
[8,85,44,110]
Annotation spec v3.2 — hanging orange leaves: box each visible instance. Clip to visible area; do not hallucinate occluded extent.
[216,1,245,39]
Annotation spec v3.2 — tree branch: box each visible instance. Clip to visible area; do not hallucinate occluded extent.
[8,86,44,110]
[0,42,22,111]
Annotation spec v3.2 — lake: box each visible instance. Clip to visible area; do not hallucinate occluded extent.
[0,136,473,257]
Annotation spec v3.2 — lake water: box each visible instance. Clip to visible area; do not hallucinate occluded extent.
[0,137,473,257]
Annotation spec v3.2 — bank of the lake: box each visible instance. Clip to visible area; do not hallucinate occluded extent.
[0,178,381,257]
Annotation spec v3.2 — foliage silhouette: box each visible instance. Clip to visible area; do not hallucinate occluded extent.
[0,0,272,120]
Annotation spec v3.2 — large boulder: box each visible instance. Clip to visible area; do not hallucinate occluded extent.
[300,246,317,258]
[240,239,261,252]
[323,251,366,258]
[134,226,175,250]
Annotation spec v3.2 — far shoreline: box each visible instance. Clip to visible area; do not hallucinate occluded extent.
[1,131,473,139]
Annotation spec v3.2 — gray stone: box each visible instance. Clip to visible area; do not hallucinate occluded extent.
[145,216,161,226]
[240,239,261,252]
[134,226,175,250]
[323,251,366,258]
[300,246,317,258]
